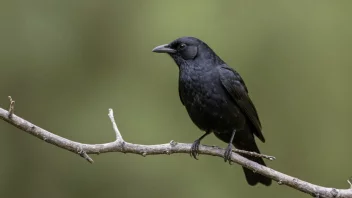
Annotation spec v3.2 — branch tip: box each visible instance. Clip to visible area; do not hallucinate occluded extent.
[348,178,352,189]
[108,108,113,118]
[77,147,94,163]
[82,153,94,163]
[8,96,15,118]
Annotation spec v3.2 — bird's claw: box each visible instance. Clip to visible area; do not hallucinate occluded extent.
[224,144,233,163]
[190,139,201,160]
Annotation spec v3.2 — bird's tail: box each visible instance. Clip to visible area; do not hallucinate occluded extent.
[235,141,272,186]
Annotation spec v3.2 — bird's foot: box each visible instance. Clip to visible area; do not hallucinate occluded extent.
[190,139,201,160]
[224,144,233,164]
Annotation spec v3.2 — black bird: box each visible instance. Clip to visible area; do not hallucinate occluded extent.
[152,37,271,186]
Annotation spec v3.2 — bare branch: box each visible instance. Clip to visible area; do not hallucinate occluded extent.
[0,99,351,198]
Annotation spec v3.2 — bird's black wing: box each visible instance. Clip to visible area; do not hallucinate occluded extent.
[218,65,265,142]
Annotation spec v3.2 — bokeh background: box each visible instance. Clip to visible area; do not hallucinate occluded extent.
[1,1,352,197]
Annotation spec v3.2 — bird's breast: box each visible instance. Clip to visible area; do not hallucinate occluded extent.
[178,68,241,131]
[179,68,219,108]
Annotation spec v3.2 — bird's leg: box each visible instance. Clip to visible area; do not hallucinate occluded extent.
[190,131,211,160]
[224,129,236,163]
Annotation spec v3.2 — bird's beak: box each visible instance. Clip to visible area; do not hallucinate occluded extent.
[152,44,176,54]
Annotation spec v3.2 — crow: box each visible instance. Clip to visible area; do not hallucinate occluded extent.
[152,37,271,186]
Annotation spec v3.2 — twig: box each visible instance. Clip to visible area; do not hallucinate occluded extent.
[77,146,94,163]
[348,178,352,189]
[108,108,124,142]
[0,99,351,197]
[233,148,276,161]
[8,96,15,118]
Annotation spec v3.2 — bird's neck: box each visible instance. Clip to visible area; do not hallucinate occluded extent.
[178,57,225,73]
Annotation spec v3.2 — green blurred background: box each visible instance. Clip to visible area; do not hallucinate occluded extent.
[1,1,352,197]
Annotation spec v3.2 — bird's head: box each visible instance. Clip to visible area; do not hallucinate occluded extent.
[152,37,224,68]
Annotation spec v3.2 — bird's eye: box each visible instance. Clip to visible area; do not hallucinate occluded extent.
[178,43,186,50]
